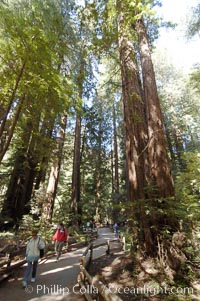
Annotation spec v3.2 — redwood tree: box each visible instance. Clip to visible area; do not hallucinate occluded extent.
[117,2,156,253]
[135,18,174,198]
[43,114,68,223]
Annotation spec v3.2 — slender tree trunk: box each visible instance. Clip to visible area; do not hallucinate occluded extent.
[71,113,81,226]
[113,103,119,193]
[111,148,114,193]
[34,123,55,191]
[95,170,101,223]
[164,120,176,164]
[95,116,103,223]
[71,58,85,227]
[34,156,48,190]
[112,103,121,223]
[135,18,174,197]
[173,127,184,169]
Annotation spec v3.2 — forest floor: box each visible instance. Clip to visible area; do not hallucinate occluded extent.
[88,248,200,301]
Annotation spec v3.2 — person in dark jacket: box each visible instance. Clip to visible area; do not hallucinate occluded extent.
[113,222,119,238]
[52,223,68,261]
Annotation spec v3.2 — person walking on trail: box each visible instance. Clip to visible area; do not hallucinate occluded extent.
[113,222,119,238]
[22,229,45,288]
[52,223,68,261]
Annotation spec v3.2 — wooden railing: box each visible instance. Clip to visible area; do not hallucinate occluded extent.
[0,232,98,283]
[78,237,125,301]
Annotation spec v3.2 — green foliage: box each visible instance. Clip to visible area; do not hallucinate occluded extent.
[80,99,114,223]
[52,198,72,228]
[0,0,75,162]
[175,151,200,228]
[186,3,200,39]
[19,213,55,242]
[190,64,200,94]
[153,49,200,176]
[0,0,80,230]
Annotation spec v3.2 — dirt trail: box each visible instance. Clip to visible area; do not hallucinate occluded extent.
[0,227,116,301]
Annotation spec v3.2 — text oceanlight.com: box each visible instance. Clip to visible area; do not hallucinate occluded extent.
[25,284,194,297]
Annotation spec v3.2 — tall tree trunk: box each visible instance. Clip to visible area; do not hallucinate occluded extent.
[1,111,55,227]
[71,113,82,226]
[71,58,85,227]
[34,156,48,190]
[111,148,114,193]
[164,120,176,164]
[117,5,155,254]
[118,13,147,201]
[1,121,33,224]
[134,18,180,257]
[135,18,174,197]
[0,94,25,164]
[0,61,26,139]
[113,103,119,193]
[112,103,121,222]
[173,126,185,169]
[95,114,103,223]
[43,114,67,223]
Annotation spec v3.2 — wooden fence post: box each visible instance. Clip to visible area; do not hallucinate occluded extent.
[106,240,110,255]
[89,243,93,264]
[122,236,126,251]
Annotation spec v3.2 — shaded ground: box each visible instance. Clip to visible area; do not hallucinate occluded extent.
[88,252,200,301]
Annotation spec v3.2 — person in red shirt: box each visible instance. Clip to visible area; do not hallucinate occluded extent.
[52,223,68,261]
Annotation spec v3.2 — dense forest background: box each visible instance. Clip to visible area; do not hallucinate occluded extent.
[0,0,199,270]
